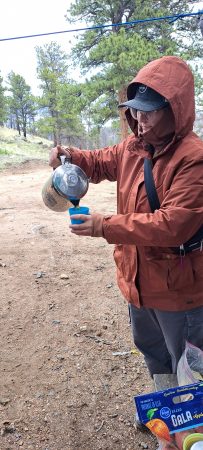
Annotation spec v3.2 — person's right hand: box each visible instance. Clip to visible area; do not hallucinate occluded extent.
[49,145,71,168]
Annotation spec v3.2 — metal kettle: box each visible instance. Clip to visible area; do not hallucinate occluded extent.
[42,156,89,212]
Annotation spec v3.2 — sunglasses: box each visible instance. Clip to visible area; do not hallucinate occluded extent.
[130,108,161,119]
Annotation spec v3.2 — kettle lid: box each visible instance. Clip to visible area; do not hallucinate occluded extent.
[52,163,89,200]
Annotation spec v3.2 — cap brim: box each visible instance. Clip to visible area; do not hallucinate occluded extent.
[118,98,167,112]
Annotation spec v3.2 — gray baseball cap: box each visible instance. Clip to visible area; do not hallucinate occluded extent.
[119,84,169,112]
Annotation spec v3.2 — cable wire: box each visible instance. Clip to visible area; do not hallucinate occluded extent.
[0,10,203,42]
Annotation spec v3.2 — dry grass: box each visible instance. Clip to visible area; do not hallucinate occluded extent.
[0,126,53,169]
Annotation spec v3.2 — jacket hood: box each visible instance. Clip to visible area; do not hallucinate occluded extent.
[127,56,195,139]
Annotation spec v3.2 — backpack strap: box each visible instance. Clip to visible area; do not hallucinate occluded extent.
[144,157,160,212]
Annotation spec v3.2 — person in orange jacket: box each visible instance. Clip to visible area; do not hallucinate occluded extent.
[49,56,203,378]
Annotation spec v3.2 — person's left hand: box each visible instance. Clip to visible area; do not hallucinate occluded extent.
[69,213,104,237]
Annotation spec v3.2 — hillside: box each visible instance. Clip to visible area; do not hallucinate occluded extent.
[0,126,52,169]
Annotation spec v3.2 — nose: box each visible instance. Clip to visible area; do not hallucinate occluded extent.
[137,110,148,123]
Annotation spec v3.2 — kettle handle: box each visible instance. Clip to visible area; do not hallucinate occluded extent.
[60,154,72,166]
[60,155,66,165]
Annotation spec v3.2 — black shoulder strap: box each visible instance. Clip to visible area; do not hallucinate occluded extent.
[144,157,160,212]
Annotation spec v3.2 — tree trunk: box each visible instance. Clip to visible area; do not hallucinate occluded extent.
[23,119,27,138]
[53,133,57,147]
[51,110,59,146]
[118,87,129,140]
[9,115,13,129]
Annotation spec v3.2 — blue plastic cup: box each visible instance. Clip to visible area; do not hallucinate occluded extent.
[68,206,90,224]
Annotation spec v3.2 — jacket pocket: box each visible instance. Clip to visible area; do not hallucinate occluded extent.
[192,254,203,281]
[113,244,136,282]
[113,245,123,274]
[147,260,169,291]
[167,257,194,290]
[147,256,194,292]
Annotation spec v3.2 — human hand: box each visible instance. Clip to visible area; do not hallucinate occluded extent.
[49,145,71,169]
[69,213,104,237]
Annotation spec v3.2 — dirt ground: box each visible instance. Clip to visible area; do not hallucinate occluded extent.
[0,160,157,450]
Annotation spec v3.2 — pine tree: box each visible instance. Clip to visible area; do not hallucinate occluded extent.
[7,72,36,138]
[66,0,203,138]
[36,41,86,146]
[0,73,7,126]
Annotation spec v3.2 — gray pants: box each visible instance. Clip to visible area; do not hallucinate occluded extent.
[129,304,203,377]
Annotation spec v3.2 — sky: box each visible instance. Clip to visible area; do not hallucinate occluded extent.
[0,0,203,95]
[0,0,79,94]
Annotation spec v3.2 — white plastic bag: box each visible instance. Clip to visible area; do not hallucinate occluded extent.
[177,341,203,386]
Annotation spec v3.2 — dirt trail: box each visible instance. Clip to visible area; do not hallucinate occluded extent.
[0,161,156,450]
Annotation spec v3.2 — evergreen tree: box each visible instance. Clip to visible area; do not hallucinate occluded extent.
[66,0,203,138]
[36,41,68,146]
[36,41,86,146]
[7,72,36,138]
[0,73,7,126]
[57,82,87,146]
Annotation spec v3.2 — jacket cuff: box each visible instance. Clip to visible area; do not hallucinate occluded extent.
[91,214,105,238]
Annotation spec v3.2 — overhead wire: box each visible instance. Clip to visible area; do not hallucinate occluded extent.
[0,10,203,42]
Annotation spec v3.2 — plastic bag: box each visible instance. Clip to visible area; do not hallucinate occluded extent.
[177,342,203,386]
[135,382,203,450]
[157,431,203,450]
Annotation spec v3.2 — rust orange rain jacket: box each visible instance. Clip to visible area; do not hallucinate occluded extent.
[70,56,203,311]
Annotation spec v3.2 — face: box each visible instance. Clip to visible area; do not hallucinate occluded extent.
[130,107,167,133]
